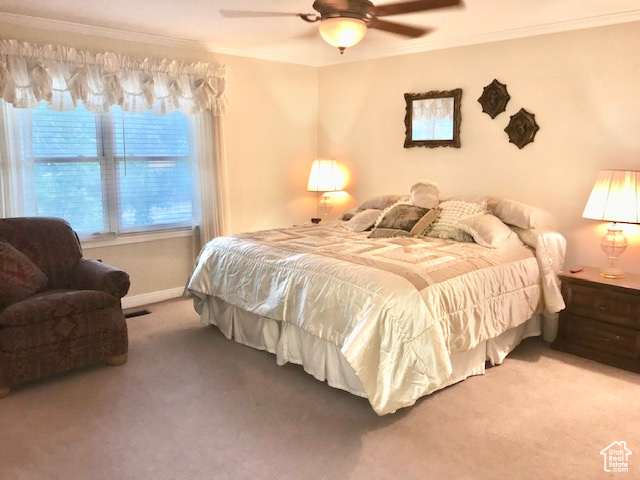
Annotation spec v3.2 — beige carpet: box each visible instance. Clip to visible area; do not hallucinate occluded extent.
[1,298,639,480]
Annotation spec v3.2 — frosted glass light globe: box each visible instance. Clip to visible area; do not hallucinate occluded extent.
[319,17,367,54]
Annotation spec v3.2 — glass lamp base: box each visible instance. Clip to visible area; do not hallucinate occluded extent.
[313,192,334,221]
[599,224,627,279]
[599,267,625,279]
[318,192,333,217]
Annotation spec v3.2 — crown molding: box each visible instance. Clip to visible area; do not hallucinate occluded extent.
[201,45,321,66]
[1,9,639,68]
[0,12,216,52]
[0,12,317,66]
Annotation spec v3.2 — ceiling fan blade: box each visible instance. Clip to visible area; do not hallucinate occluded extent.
[372,0,462,17]
[220,10,307,19]
[368,18,432,38]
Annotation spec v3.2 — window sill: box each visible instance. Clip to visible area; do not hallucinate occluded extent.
[82,228,194,250]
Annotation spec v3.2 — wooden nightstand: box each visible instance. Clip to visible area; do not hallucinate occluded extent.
[552,266,640,373]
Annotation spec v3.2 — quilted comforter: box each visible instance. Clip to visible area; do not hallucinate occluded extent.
[187,222,565,414]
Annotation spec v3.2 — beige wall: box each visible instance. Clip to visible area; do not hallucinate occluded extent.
[2,20,639,302]
[0,22,319,302]
[83,236,196,299]
[318,22,640,275]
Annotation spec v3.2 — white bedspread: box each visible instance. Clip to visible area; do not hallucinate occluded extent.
[188,222,564,415]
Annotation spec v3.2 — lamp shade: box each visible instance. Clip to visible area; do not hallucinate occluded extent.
[307,158,340,192]
[582,170,640,224]
[319,17,367,52]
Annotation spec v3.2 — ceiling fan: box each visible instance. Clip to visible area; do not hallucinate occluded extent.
[221,0,463,54]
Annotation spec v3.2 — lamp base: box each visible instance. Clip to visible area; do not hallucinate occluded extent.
[599,267,625,279]
[599,223,627,279]
[318,192,333,217]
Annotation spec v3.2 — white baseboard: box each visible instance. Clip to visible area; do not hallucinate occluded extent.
[121,287,185,310]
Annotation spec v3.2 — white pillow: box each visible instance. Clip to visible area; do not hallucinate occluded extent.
[456,214,524,248]
[447,195,500,214]
[427,200,487,242]
[345,209,383,232]
[410,181,439,209]
[494,199,556,229]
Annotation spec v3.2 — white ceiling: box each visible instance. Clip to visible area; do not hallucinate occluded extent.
[1,0,639,66]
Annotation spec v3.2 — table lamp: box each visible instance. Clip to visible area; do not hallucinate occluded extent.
[307,158,340,224]
[582,169,640,278]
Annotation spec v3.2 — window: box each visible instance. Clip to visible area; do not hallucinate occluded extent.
[18,102,195,237]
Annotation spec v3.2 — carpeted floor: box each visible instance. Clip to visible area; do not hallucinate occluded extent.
[1,298,639,480]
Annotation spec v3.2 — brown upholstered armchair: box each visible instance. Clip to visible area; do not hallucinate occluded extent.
[0,217,130,397]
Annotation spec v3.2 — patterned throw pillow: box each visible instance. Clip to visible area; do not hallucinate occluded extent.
[368,204,439,238]
[427,200,487,242]
[0,239,48,308]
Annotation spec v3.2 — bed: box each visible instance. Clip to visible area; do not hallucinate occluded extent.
[187,191,566,415]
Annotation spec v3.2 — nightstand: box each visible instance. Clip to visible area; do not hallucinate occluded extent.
[552,266,640,373]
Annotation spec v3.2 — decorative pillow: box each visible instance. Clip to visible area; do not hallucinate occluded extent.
[357,194,408,212]
[345,209,383,232]
[340,208,357,221]
[0,239,48,309]
[368,204,438,238]
[427,200,487,242]
[456,214,524,248]
[447,195,500,214]
[372,198,412,230]
[494,199,557,229]
[410,181,440,209]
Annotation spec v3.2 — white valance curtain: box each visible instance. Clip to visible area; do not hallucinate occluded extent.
[0,39,228,116]
[0,39,229,244]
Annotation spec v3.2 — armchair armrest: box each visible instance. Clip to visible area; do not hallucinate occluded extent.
[72,258,130,300]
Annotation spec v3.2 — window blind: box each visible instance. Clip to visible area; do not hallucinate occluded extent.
[20,101,194,237]
[110,106,192,233]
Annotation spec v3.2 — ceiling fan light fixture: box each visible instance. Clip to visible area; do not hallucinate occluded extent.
[319,17,367,54]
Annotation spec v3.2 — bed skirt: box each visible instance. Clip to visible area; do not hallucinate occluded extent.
[195,295,541,406]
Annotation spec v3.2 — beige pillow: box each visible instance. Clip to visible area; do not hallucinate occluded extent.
[427,200,487,242]
[456,214,524,248]
[494,199,557,229]
[340,208,358,221]
[410,181,439,209]
[368,205,438,239]
[357,194,408,212]
[345,209,383,232]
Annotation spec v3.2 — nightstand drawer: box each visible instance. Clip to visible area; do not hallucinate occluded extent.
[559,314,640,359]
[563,283,640,330]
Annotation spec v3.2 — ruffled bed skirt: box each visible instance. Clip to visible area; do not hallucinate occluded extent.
[195,295,541,404]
